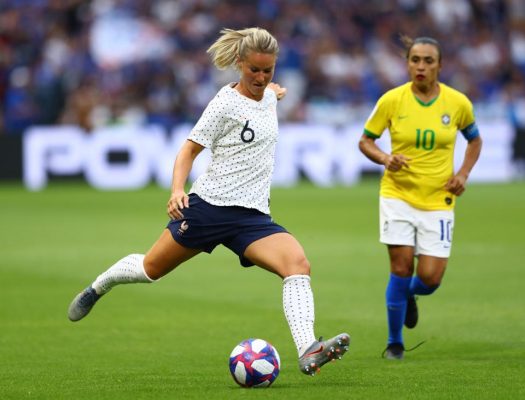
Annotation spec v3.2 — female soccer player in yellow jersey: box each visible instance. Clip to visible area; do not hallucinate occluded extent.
[359,36,482,360]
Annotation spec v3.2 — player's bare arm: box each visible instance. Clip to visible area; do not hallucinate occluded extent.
[445,136,482,196]
[168,140,204,219]
[359,134,410,172]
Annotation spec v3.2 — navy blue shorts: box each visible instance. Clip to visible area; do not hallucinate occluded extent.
[166,194,288,267]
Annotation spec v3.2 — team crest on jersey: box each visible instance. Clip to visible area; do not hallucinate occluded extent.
[441,113,451,125]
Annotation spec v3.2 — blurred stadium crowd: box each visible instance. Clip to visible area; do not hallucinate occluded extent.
[1,0,525,136]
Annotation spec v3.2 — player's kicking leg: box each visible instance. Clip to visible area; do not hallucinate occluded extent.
[244,234,352,376]
[282,274,351,375]
[299,333,351,375]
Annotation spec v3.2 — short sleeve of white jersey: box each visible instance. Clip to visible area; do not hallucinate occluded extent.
[188,94,228,148]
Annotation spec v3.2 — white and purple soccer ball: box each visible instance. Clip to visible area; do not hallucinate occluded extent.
[229,338,280,388]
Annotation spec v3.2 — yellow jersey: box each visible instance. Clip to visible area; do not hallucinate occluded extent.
[364,82,476,211]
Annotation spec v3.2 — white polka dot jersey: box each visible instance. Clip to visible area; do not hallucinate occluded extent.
[188,84,278,214]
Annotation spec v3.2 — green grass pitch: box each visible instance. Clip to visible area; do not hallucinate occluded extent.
[1,180,524,399]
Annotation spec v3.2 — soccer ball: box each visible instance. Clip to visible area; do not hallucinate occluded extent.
[229,338,280,388]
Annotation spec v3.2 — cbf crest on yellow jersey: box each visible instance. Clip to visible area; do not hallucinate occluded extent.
[364,82,476,210]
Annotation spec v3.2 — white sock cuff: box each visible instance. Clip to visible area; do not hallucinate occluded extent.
[131,254,156,282]
[283,274,310,284]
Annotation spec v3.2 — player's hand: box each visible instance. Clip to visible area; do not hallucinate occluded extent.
[445,174,467,196]
[267,82,287,100]
[384,154,410,172]
[167,190,189,219]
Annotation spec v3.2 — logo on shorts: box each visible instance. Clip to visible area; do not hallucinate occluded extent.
[177,221,189,236]
[383,221,389,233]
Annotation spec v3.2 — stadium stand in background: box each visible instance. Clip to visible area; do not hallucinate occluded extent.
[0,0,524,135]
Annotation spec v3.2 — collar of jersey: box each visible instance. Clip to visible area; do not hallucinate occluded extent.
[413,93,439,107]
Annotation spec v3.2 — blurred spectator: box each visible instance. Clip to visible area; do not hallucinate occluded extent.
[506,68,525,179]
[3,66,40,135]
[0,0,523,134]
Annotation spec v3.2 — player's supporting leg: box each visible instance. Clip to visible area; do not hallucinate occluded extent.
[68,254,154,321]
[384,273,411,359]
[68,230,201,322]
[93,253,154,294]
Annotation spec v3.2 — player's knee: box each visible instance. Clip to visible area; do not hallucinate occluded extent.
[143,255,165,281]
[419,273,442,287]
[389,252,414,277]
[286,254,311,277]
[390,263,413,277]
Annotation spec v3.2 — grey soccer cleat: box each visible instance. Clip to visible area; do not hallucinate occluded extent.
[299,333,351,376]
[68,286,101,322]
[382,343,404,360]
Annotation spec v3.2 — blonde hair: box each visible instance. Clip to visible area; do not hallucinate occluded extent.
[207,27,279,71]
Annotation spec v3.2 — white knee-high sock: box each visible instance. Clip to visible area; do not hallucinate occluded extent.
[283,274,316,356]
[92,254,154,295]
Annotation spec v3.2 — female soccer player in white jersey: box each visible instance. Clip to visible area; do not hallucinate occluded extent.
[359,36,482,360]
[68,27,350,375]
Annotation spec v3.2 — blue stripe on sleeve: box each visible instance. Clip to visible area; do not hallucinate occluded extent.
[460,122,480,141]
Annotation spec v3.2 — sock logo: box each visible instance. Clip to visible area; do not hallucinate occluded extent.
[177,221,189,235]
